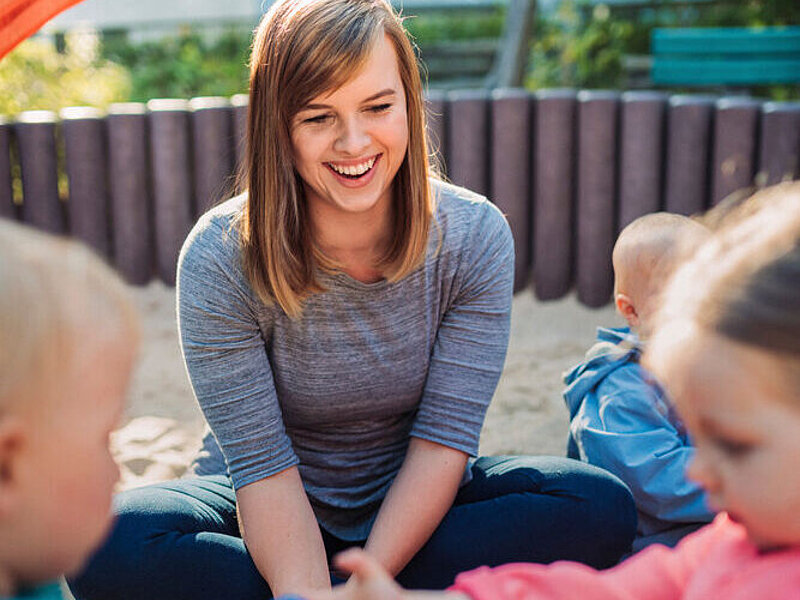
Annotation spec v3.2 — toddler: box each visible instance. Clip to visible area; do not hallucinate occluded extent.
[293,181,800,600]
[0,220,137,600]
[563,212,713,549]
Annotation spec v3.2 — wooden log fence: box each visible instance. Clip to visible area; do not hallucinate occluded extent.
[2,90,799,307]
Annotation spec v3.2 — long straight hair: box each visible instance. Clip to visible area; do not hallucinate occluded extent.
[239,0,434,318]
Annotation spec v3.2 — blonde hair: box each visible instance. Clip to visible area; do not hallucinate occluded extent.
[0,219,138,409]
[613,212,709,306]
[239,0,434,318]
[651,183,800,396]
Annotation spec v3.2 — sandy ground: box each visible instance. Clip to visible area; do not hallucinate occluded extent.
[113,282,620,491]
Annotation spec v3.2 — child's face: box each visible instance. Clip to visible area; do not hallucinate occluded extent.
[18,339,133,581]
[659,331,800,550]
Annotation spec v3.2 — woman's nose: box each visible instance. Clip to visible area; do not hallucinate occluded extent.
[334,116,370,155]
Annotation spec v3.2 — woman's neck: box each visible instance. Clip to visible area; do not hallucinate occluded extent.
[310,198,394,283]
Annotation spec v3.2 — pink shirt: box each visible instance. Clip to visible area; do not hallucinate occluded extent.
[450,514,800,600]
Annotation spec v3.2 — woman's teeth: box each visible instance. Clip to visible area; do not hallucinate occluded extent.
[328,156,377,177]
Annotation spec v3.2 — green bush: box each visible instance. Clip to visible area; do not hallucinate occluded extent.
[0,30,130,117]
[100,28,252,102]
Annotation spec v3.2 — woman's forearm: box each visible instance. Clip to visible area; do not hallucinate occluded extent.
[237,467,331,597]
[364,438,468,575]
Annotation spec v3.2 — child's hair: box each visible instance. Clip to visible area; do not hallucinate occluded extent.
[0,219,138,408]
[613,212,709,304]
[654,182,800,395]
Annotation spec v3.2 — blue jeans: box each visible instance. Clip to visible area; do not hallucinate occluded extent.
[69,456,635,599]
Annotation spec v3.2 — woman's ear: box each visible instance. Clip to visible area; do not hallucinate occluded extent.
[615,293,640,329]
[0,417,25,517]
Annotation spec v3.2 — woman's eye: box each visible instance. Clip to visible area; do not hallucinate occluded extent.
[368,103,392,114]
[303,114,331,124]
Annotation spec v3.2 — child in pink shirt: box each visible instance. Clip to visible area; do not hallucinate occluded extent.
[297,181,800,600]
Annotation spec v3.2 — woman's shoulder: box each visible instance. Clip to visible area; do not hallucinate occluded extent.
[430,178,512,251]
[181,193,246,263]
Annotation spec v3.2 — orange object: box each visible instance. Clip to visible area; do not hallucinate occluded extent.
[0,0,86,59]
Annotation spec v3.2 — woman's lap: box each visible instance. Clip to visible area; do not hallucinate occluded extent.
[69,457,635,599]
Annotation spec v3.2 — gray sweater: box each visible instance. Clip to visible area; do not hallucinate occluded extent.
[177,179,514,539]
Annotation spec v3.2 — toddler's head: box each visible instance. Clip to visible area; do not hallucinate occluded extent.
[0,220,138,595]
[613,213,709,338]
[647,182,800,551]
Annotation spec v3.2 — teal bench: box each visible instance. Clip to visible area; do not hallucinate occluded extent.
[651,26,800,86]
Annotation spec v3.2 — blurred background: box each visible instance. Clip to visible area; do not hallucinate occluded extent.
[1,0,797,119]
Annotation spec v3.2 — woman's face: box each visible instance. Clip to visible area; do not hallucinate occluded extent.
[290,33,408,220]
[651,329,800,550]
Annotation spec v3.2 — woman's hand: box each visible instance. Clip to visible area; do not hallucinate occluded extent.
[237,467,331,597]
[363,438,468,575]
[298,549,471,600]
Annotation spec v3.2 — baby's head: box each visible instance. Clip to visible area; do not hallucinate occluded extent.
[0,220,138,594]
[613,213,709,338]
[646,182,800,550]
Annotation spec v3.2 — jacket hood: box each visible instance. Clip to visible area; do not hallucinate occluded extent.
[563,327,642,417]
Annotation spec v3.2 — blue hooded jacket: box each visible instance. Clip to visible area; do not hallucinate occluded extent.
[563,327,714,543]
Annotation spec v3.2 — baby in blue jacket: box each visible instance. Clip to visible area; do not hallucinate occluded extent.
[564,212,713,551]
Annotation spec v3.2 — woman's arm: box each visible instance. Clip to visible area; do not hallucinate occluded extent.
[238,467,331,597]
[177,211,327,593]
[364,438,469,575]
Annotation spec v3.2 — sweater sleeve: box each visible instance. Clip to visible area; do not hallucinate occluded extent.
[575,367,714,525]
[176,214,299,490]
[449,520,723,600]
[410,201,514,455]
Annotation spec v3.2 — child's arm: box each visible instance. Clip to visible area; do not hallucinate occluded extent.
[302,526,715,600]
[300,549,470,600]
[576,370,714,525]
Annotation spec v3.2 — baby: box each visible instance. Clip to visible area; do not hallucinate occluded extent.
[0,219,137,599]
[563,213,713,549]
[295,181,800,600]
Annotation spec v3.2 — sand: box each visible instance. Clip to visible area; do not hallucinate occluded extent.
[113,282,620,491]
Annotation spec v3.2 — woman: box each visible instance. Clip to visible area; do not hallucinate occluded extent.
[70,2,635,599]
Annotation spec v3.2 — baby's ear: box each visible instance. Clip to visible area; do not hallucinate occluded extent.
[0,416,25,516]
[615,293,640,329]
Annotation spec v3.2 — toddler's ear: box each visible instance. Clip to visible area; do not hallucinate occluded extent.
[0,417,25,516]
[615,293,640,329]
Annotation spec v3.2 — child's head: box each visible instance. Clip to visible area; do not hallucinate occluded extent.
[612,213,709,338]
[0,220,138,594]
[646,182,800,550]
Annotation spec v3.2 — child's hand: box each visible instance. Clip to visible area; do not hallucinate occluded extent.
[302,548,406,600]
[301,550,470,600]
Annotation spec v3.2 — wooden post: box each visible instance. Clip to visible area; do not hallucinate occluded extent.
[231,94,249,179]
[61,107,111,258]
[148,99,194,286]
[447,89,490,197]
[425,89,448,177]
[758,101,800,186]
[0,117,15,219]
[531,89,576,302]
[491,88,531,291]
[190,97,235,218]
[108,103,152,285]
[664,95,714,215]
[15,111,63,233]
[489,0,536,88]
[618,91,666,230]
[576,90,619,308]
[711,97,760,205]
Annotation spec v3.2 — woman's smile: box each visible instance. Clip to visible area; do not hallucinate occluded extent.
[325,154,382,186]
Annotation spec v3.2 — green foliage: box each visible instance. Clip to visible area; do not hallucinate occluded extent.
[403,7,505,43]
[100,28,252,102]
[0,31,130,117]
[528,1,633,89]
[527,0,799,98]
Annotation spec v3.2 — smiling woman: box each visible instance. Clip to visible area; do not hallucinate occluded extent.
[67,2,636,600]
